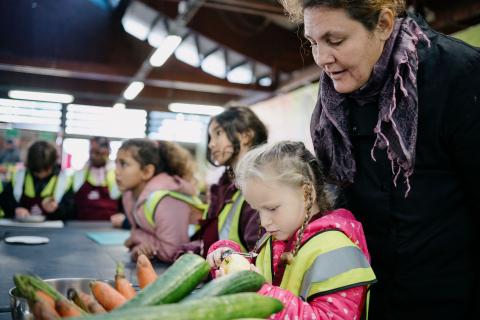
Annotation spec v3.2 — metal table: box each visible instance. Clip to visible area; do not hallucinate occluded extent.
[0,221,169,319]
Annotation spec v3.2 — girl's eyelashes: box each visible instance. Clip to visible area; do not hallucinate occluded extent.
[116,159,128,168]
[265,205,279,212]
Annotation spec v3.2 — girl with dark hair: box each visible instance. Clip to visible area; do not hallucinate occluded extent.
[281,0,480,318]
[177,106,268,257]
[116,139,204,262]
[207,141,376,319]
[3,140,74,220]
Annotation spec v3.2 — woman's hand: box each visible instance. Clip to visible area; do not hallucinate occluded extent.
[206,247,233,269]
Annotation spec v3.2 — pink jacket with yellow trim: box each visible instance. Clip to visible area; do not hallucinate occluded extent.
[209,208,372,320]
[123,173,198,262]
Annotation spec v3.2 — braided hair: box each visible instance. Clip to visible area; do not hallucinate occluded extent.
[235,141,333,264]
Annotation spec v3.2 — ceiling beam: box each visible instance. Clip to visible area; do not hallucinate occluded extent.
[0,70,238,109]
[0,57,269,96]
[148,1,313,72]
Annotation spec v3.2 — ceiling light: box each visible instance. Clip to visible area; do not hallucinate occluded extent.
[123,81,144,100]
[201,50,226,78]
[175,35,200,67]
[149,35,182,67]
[168,103,224,116]
[259,76,273,87]
[147,19,168,47]
[121,1,157,41]
[113,103,126,109]
[227,64,253,84]
[8,90,74,103]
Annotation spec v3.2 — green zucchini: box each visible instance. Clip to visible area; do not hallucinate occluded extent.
[73,293,283,320]
[182,270,265,302]
[118,253,210,310]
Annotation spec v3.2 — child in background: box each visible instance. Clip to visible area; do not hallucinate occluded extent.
[207,141,376,319]
[177,107,268,257]
[116,139,204,262]
[3,140,73,220]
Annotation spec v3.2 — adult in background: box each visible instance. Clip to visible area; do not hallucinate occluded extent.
[73,137,121,220]
[281,0,480,319]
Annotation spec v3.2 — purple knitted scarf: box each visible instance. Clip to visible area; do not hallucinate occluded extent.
[310,17,430,197]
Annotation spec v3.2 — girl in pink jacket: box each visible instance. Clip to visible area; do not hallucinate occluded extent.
[207,141,376,319]
[116,139,203,262]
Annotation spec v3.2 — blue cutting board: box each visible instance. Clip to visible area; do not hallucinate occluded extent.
[86,231,130,245]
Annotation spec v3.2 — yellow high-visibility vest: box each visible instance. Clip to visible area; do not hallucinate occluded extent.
[256,229,376,301]
[12,169,72,203]
[215,190,247,251]
[143,190,206,227]
[72,167,121,199]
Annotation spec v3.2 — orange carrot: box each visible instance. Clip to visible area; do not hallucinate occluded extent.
[137,254,157,289]
[55,298,83,317]
[36,290,55,310]
[68,288,106,314]
[90,281,127,311]
[31,298,60,320]
[115,262,136,299]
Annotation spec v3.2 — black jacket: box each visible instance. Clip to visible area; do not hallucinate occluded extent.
[313,15,480,320]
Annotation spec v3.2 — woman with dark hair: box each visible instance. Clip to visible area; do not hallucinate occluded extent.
[281,0,480,318]
[177,106,268,257]
[3,140,74,220]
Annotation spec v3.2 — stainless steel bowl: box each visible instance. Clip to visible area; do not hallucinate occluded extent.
[9,278,113,320]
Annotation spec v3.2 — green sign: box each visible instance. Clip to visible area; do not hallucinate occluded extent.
[38,131,56,141]
[5,129,19,139]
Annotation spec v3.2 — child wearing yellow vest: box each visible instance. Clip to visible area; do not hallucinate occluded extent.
[116,139,204,262]
[176,107,268,258]
[207,141,376,320]
[3,140,73,220]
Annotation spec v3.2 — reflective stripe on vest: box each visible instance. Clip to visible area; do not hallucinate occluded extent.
[256,229,376,300]
[217,190,246,251]
[0,182,3,218]
[143,190,206,227]
[12,169,72,203]
[73,167,121,199]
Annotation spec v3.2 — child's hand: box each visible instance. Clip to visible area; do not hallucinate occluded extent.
[42,197,58,213]
[15,207,30,219]
[124,235,137,249]
[249,264,261,274]
[110,213,126,228]
[131,243,157,261]
[206,247,233,269]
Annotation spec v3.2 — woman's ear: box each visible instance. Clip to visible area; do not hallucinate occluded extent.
[376,8,395,41]
[140,164,156,181]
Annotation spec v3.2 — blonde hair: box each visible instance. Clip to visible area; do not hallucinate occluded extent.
[235,141,333,263]
[279,0,406,28]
